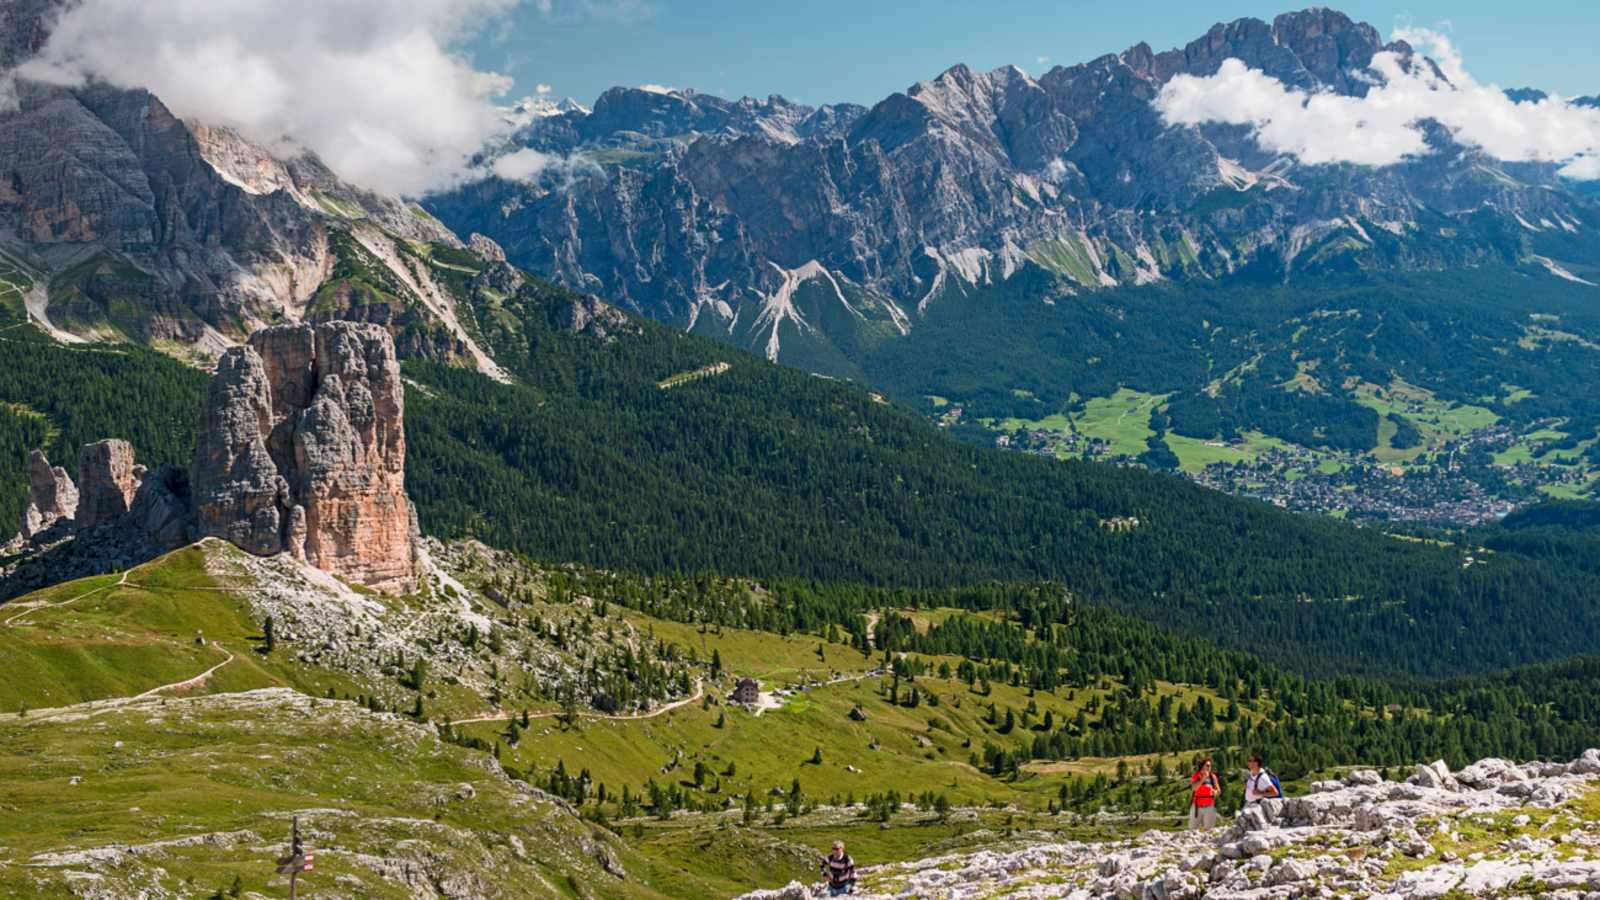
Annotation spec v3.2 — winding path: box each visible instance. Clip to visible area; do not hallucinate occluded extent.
[4,644,238,727]
[2,559,239,725]
[132,647,236,700]
[3,568,133,627]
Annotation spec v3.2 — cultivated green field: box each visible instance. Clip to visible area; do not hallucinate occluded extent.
[1353,380,1499,462]
[1165,431,1285,473]
[995,387,1170,459]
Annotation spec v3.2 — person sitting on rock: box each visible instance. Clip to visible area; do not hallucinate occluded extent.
[1244,753,1281,805]
[820,840,857,895]
[1188,756,1220,830]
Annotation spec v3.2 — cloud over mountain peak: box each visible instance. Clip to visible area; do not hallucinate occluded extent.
[16,0,520,195]
[1154,27,1600,179]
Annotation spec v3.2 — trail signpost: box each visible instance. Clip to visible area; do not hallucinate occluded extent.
[275,817,314,898]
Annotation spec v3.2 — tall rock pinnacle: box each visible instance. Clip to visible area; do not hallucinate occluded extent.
[192,322,418,594]
[16,450,77,541]
[77,440,142,530]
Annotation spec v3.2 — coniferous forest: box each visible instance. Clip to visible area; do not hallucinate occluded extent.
[3,255,1600,875]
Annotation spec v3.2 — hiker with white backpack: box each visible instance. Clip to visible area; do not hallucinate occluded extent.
[1244,753,1282,804]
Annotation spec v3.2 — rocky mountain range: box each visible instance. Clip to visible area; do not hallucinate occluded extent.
[0,0,510,376]
[4,4,1595,384]
[424,8,1600,368]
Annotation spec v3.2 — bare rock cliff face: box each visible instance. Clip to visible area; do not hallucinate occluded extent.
[192,345,286,556]
[193,322,418,594]
[76,440,141,529]
[17,449,76,541]
[425,9,1599,371]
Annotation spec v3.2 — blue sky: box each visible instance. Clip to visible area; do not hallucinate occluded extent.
[472,1,1600,107]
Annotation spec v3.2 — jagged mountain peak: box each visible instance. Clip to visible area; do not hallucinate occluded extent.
[413,10,1600,373]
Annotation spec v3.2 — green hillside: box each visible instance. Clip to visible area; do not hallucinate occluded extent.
[5,543,1600,897]
[859,266,1600,488]
[407,270,1600,678]
[5,266,1600,681]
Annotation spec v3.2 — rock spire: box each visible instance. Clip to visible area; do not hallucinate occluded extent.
[192,321,418,594]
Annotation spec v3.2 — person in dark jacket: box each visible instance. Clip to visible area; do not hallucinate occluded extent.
[820,840,856,895]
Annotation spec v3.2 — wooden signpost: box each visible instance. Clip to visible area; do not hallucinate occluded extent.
[275,817,314,898]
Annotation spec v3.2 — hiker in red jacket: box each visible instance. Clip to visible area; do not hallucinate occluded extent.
[1189,756,1221,830]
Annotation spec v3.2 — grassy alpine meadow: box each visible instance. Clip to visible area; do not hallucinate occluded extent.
[615,613,878,688]
[0,688,673,899]
[475,650,1254,813]
[0,545,373,714]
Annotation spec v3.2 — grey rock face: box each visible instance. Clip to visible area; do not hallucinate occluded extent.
[468,233,507,263]
[776,751,1600,900]
[427,9,1599,370]
[557,292,638,341]
[192,346,286,556]
[127,465,193,552]
[1,9,465,361]
[192,322,417,594]
[16,449,76,541]
[76,440,140,530]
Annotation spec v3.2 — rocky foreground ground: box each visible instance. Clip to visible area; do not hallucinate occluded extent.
[745,752,1600,899]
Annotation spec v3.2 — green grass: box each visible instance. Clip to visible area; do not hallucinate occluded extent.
[1074,389,1168,457]
[482,673,1053,808]
[623,615,874,688]
[1539,477,1599,499]
[994,388,1170,460]
[1501,385,1536,404]
[1166,431,1284,474]
[0,545,715,897]
[0,258,31,319]
[1494,427,1573,465]
[480,640,1245,822]
[658,362,732,389]
[1353,380,1499,463]
[0,546,373,713]
[310,190,365,219]
[1026,234,1104,287]
[0,688,660,898]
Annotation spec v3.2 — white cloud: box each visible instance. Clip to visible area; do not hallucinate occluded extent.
[535,0,655,24]
[1036,56,1050,66]
[535,83,554,95]
[1561,156,1600,181]
[1153,28,1600,180]
[636,83,676,95]
[492,147,555,180]
[484,145,602,186]
[15,0,522,196]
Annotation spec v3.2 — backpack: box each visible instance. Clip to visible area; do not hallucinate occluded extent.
[1254,768,1283,800]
